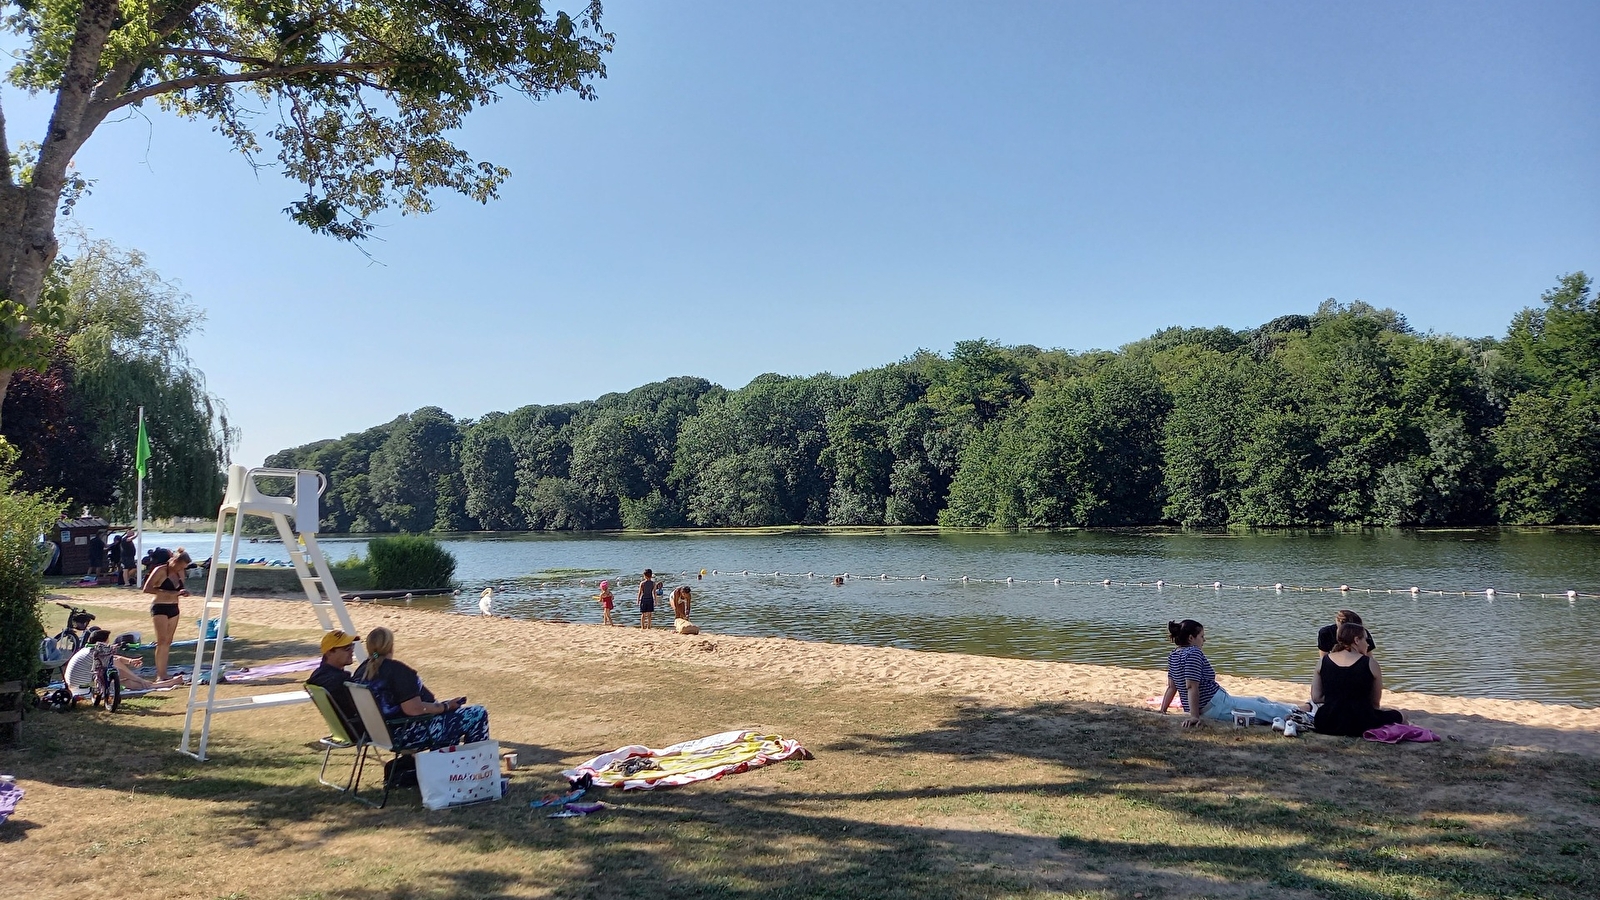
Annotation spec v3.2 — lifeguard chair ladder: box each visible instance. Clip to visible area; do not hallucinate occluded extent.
[178,466,367,761]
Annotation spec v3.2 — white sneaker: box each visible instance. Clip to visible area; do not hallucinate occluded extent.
[1272,717,1286,732]
[1283,721,1299,737]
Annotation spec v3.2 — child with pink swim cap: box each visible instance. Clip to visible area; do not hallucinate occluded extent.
[596,581,615,626]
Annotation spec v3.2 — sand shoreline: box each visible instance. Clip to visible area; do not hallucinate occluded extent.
[54,590,1600,756]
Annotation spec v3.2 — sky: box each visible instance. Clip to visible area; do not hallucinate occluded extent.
[4,1,1597,467]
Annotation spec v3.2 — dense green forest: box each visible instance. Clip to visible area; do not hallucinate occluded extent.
[267,273,1599,531]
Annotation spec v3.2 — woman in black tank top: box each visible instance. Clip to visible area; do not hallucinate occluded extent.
[1311,622,1406,736]
[143,547,191,681]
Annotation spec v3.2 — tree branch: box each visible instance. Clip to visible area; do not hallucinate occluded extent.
[87,60,399,123]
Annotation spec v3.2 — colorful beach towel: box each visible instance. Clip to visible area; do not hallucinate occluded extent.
[562,730,812,791]
[1364,723,1441,743]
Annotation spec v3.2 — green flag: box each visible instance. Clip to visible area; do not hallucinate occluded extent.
[136,415,151,479]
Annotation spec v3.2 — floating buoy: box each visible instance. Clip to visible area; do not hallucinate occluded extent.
[1410,586,1420,594]
[1101,578,1111,586]
[880,573,888,580]
[920,574,927,580]
[1054,578,1062,585]
[1155,580,1164,587]
[1005,577,1013,584]
[961,576,969,582]
[1485,588,1496,598]
[1567,590,1577,599]
[1213,581,1222,589]
[1274,583,1283,591]
[806,572,814,577]
[1340,584,1350,592]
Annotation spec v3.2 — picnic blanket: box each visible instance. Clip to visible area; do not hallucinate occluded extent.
[562,730,811,790]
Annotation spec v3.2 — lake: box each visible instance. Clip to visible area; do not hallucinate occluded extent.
[142,528,1600,707]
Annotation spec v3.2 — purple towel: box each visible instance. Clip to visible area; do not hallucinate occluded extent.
[0,782,22,824]
[1363,723,1441,743]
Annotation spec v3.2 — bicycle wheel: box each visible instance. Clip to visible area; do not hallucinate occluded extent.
[52,629,82,657]
[106,670,122,712]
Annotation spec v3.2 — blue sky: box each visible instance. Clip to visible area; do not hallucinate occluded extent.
[6,1,1596,467]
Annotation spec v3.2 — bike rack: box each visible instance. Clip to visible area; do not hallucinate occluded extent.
[177,466,365,761]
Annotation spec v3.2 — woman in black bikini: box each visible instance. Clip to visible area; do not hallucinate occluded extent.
[142,547,190,681]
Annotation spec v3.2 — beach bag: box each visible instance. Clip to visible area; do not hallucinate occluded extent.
[416,740,501,810]
[674,618,700,635]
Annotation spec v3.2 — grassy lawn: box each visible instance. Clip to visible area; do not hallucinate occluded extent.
[3,601,1597,900]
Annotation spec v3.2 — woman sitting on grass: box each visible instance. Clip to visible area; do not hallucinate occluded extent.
[1159,619,1301,728]
[353,627,489,750]
[1311,622,1407,736]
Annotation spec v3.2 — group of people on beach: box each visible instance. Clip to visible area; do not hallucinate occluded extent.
[595,569,699,633]
[1160,609,1407,737]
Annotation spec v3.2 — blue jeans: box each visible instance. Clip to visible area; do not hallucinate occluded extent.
[1203,688,1299,725]
[386,705,490,750]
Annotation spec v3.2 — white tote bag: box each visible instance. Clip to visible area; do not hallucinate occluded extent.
[415,740,501,810]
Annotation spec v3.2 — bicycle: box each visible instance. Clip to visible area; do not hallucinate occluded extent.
[45,602,96,657]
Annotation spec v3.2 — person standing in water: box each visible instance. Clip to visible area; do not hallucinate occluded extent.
[637,569,658,629]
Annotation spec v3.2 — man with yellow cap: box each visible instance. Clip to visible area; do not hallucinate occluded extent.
[307,630,363,737]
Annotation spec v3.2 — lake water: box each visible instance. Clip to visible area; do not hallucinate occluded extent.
[144,528,1600,707]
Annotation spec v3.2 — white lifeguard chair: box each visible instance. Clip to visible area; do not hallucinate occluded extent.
[178,466,365,761]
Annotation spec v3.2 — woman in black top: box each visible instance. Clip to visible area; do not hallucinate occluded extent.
[1311,622,1407,736]
[142,547,190,681]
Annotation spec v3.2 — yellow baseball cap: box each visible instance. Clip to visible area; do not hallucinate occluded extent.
[319,630,360,654]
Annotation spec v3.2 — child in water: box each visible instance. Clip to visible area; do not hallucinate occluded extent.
[596,580,615,626]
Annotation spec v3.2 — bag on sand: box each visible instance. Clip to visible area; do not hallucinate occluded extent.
[416,740,501,810]
[674,618,700,635]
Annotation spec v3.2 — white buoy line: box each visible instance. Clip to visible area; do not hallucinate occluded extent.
[466,570,1594,602]
[696,570,1597,601]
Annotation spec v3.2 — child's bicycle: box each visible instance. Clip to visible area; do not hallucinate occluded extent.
[36,641,122,713]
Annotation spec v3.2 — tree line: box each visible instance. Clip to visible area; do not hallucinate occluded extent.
[266,273,1598,531]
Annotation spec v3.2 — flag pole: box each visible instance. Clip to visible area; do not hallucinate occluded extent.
[135,406,146,579]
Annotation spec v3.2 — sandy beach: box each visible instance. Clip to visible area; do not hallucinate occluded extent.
[59,590,1600,757]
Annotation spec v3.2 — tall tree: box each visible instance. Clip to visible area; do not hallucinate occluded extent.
[0,1,612,420]
[2,235,232,516]
[368,406,459,532]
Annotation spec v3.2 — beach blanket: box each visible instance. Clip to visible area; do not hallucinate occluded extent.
[562,730,812,790]
[1364,723,1441,743]
[0,781,22,825]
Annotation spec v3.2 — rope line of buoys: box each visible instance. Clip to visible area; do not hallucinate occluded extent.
[692,570,1597,601]
[465,570,1594,602]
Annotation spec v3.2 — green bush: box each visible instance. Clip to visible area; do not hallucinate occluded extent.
[365,534,456,590]
[0,439,66,687]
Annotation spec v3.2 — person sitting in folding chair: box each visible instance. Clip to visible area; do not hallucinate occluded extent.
[306,629,365,739]
[352,627,488,750]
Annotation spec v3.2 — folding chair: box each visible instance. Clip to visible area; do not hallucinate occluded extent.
[305,684,371,801]
[346,682,421,809]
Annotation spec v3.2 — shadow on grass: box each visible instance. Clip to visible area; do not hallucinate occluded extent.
[5,697,1599,899]
[834,700,1600,899]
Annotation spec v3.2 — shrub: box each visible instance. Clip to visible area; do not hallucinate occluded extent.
[0,439,65,687]
[365,534,455,590]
